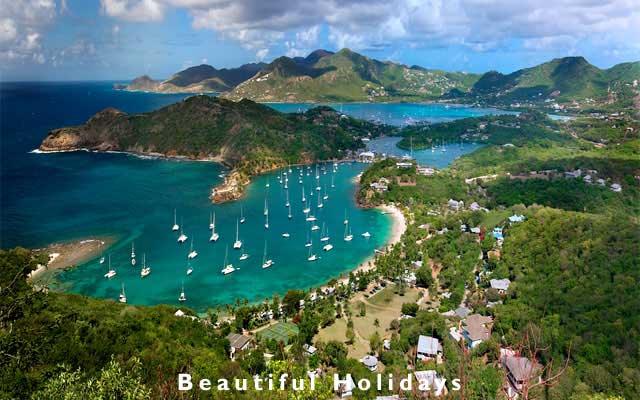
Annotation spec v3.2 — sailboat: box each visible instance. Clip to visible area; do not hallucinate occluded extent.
[287,207,292,220]
[99,242,105,264]
[344,222,353,241]
[172,209,179,231]
[323,185,329,200]
[311,224,320,231]
[178,282,186,302]
[265,178,270,188]
[187,238,198,259]
[261,241,274,269]
[210,212,219,241]
[233,219,242,249]
[104,255,116,278]
[305,214,317,222]
[331,175,335,188]
[177,219,188,243]
[343,209,349,225]
[282,232,290,238]
[285,189,290,207]
[304,230,312,247]
[209,212,215,230]
[307,242,318,261]
[441,138,447,152]
[264,211,269,229]
[263,198,269,216]
[322,243,333,251]
[186,262,193,275]
[130,242,136,266]
[302,187,306,203]
[140,253,151,278]
[317,192,323,208]
[239,253,249,261]
[221,246,235,274]
[362,231,371,238]
[240,206,246,224]
[119,284,127,303]
[303,200,311,214]
[320,223,330,242]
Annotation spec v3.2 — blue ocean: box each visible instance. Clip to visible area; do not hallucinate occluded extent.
[0,82,506,311]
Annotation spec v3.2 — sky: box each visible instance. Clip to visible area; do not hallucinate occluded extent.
[1,0,639,81]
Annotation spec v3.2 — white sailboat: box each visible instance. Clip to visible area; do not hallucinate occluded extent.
[221,246,235,274]
[265,178,270,188]
[239,253,249,261]
[303,200,311,214]
[233,219,242,249]
[263,198,269,216]
[177,219,188,243]
[311,224,320,231]
[306,215,317,222]
[140,253,151,278]
[331,175,335,188]
[264,211,269,229]
[287,207,292,220]
[210,212,219,241]
[285,189,290,207]
[302,187,306,203]
[344,222,353,241]
[305,230,312,247]
[187,238,198,259]
[130,242,136,266]
[119,283,127,303]
[240,206,246,224]
[322,243,333,251]
[320,223,330,242]
[172,208,179,231]
[261,241,274,269]
[307,242,318,261]
[186,261,193,276]
[99,243,105,264]
[441,138,446,152]
[343,209,349,225]
[104,255,116,278]
[178,282,186,302]
[209,212,215,230]
[317,192,323,208]
[282,232,290,238]
[362,231,371,238]
[323,185,329,200]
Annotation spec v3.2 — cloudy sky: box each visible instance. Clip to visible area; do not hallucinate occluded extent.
[1,0,639,81]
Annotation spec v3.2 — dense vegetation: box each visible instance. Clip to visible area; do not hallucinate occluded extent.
[225,48,479,102]
[40,96,395,177]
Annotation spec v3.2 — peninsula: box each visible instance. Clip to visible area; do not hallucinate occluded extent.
[39,95,395,202]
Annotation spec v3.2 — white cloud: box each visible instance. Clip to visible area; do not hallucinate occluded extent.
[0,0,56,63]
[255,48,269,61]
[285,25,320,57]
[100,0,165,22]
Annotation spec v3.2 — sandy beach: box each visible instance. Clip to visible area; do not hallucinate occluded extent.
[29,237,115,281]
[330,203,407,287]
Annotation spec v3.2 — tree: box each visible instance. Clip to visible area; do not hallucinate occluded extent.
[283,290,305,317]
[415,265,434,288]
[369,332,382,354]
[346,327,355,345]
[401,302,419,317]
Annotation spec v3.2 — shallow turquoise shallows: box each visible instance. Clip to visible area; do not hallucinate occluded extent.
[1,82,510,311]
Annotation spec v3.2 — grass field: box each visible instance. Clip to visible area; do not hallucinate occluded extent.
[259,322,300,344]
[315,284,420,359]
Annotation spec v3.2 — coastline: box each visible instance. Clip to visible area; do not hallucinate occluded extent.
[331,204,406,288]
[29,237,116,281]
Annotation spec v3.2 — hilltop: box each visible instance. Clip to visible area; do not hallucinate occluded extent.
[39,95,394,201]
[124,62,266,93]
[461,56,640,106]
[224,48,478,102]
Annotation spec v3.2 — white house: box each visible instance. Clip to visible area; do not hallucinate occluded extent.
[610,183,622,192]
[490,278,511,294]
[303,343,317,356]
[361,355,379,371]
[462,314,493,348]
[448,199,464,211]
[414,370,443,393]
[417,335,442,360]
[508,214,525,223]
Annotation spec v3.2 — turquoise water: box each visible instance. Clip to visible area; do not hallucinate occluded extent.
[1,82,494,311]
[268,102,515,125]
[365,137,484,168]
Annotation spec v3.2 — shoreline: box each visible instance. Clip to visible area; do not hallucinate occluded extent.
[29,236,116,281]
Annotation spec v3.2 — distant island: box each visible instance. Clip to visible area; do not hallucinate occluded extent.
[39,95,395,202]
[120,48,639,113]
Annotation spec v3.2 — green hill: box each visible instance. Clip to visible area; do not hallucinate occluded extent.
[126,62,266,93]
[467,57,640,103]
[39,95,394,201]
[225,48,480,102]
